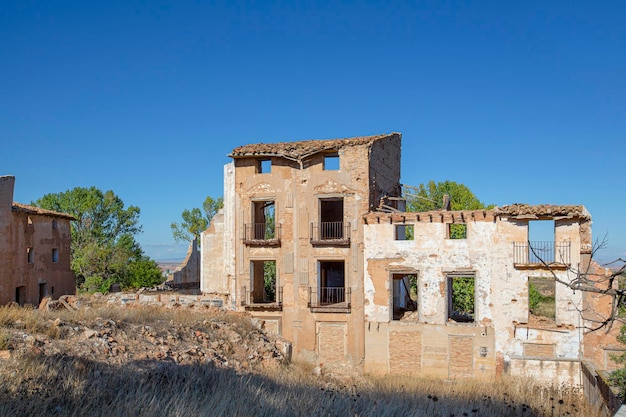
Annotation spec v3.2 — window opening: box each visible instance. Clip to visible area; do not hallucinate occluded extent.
[392,274,417,320]
[27,216,33,225]
[52,219,58,230]
[528,276,555,322]
[52,248,59,263]
[323,153,340,170]
[27,247,34,263]
[15,286,26,305]
[447,223,467,239]
[395,224,414,240]
[448,275,475,323]
[319,261,345,304]
[320,198,344,239]
[259,159,272,174]
[528,220,556,263]
[252,201,275,239]
[250,260,276,303]
[39,283,47,304]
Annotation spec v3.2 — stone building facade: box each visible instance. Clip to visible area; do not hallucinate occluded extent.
[0,175,75,305]
[200,134,618,383]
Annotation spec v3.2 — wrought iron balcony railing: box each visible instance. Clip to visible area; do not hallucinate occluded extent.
[513,241,571,266]
[308,287,351,312]
[240,286,283,311]
[243,223,281,246]
[310,222,350,246]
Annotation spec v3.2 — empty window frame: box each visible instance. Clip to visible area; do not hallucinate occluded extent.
[323,153,340,170]
[392,273,418,320]
[318,261,345,304]
[528,276,555,322]
[447,223,467,239]
[319,198,344,239]
[251,200,276,239]
[448,274,475,323]
[395,224,414,240]
[527,220,556,263]
[258,159,272,174]
[38,283,47,304]
[15,286,26,305]
[250,260,277,303]
[52,248,59,263]
[27,247,34,263]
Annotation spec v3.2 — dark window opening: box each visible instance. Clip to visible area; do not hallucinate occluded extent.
[250,260,277,303]
[392,274,418,320]
[395,225,414,240]
[52,248,59,263]
[27,247,34,263]
[319,261,345,304]
[52,219,58,230]
[15,286,26,305]
[323,153,340,170]
[448,275,475,323]
[528,276,555,322]
[39,283,47,304]
[448,223,467,239]
[320,198,344,239]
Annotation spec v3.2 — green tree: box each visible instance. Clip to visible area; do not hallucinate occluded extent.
[405,180,492,212]
[33,187,162,292]
[171,195,224,243]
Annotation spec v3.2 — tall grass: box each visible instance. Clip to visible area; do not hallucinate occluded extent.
[0,301,603,417]
[0,355,599,417]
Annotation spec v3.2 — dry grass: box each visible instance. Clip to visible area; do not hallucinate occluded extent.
[0,301,603,417]
[0,356,599,417]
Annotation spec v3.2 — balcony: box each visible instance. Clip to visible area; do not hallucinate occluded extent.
[513,241,571,268]
[243,223,281,246]
[308,287,351,313]
[240,286,283,311]
[310,222,350,246]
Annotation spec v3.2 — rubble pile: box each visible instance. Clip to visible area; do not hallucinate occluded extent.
[3,295,291,374]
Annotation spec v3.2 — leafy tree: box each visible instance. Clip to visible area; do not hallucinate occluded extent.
[405,180,492,212]
[171,195,223,243]
[33,187,162,292]
[451,277,475,317]
[264,261,276,301]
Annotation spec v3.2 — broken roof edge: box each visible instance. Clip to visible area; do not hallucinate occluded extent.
[228,132,401,161]
[12,202,77,221]
[493,204,591,220]
[364,204,591,221]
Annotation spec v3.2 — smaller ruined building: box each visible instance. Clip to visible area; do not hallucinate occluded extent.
[200,134,619,385]
[0,176,75,305]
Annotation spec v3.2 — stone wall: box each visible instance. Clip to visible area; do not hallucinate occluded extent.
[172,239,200,289]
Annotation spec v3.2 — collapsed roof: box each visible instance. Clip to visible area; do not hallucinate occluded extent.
[229,133,400,162]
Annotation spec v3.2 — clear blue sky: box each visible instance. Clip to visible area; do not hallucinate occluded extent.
[2,1,624,262]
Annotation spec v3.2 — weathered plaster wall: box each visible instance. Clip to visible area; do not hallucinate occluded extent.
[200,163,235,298]
[362,209,586,382]
[172,239,200,288]
[227,136,401,369]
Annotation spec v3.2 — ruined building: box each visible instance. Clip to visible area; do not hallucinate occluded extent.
[0,175,75,305]
[200,134,617,384]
